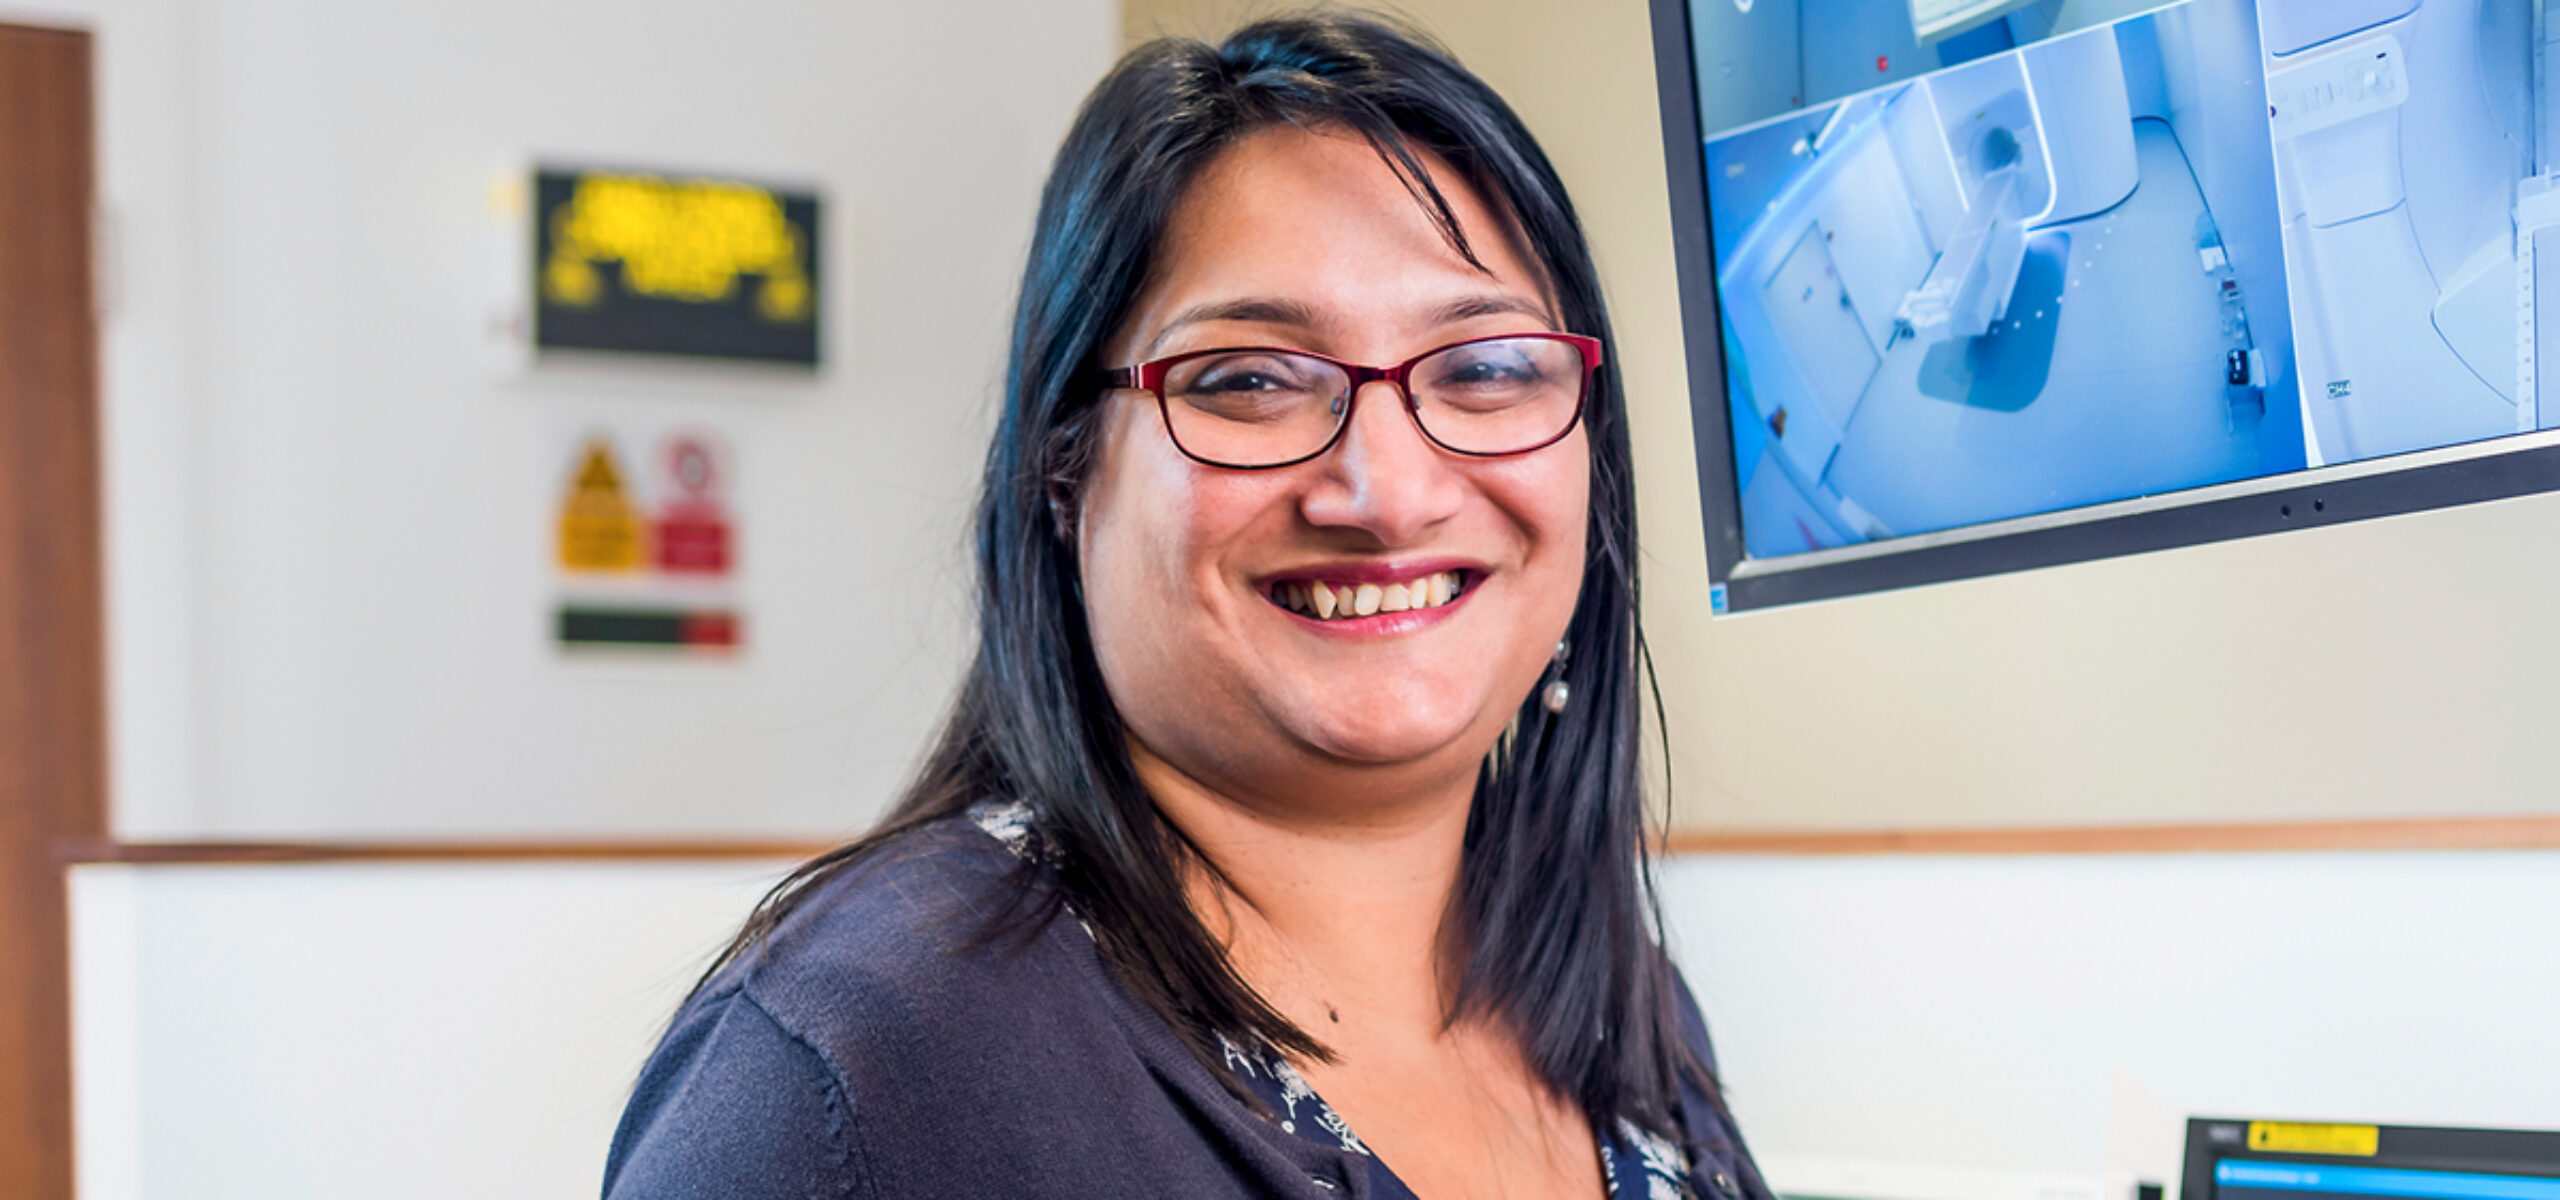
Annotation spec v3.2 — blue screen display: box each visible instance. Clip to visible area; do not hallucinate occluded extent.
[2218,1160,2560,1200]
[1687,0,2552,561]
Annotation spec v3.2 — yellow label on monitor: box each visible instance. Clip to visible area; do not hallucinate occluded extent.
[2249,1123,2381,1157]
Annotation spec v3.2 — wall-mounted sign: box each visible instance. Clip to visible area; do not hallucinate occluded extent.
[557,440,646,572]
[556,607,740,651]
[653,432,732,574]
[553,424,744,655]
[533,166,821,366]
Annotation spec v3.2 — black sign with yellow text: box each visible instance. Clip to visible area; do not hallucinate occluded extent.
[533,167,821,365]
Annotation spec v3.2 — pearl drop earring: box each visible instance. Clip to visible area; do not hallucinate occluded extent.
[1541,640,1571,713]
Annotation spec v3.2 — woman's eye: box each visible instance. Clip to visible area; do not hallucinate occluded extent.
[1432,354,1540,389]
[1167,354,1336,426]
[1194,368,1289,392]
[1181,356,1319,395]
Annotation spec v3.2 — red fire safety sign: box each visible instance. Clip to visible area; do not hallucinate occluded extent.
[653,432,732,575]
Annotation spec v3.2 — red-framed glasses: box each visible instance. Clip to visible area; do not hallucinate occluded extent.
[1101,332,1602,470]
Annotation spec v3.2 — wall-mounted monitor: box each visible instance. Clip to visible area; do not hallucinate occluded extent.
[1652,0,2560,611]
[2180,1117,2560,1200]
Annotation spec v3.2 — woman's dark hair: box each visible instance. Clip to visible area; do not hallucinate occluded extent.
[708,9,1712,1144]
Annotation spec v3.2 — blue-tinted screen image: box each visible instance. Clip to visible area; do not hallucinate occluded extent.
[2216,1159,2560,1200]
[1689,0,2552,561]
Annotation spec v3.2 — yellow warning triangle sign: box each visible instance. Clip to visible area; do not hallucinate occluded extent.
[560,439,644,573]
[572,441,626,497]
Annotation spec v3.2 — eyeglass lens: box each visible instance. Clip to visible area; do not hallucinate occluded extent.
[1159,335,1586,467]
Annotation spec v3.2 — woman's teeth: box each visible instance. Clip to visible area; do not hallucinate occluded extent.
[1271,571,1465,620]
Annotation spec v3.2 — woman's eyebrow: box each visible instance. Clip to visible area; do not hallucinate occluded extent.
[1143,292,1555,357]
[1146,298,1323,355]
[1429,293,1555,329]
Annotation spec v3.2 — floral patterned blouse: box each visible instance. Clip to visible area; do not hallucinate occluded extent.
[975,801,1695,1199]
[1216,1033,1693,1199]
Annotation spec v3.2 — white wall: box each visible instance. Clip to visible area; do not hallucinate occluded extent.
[1659,850,2560,1191]
[72,849,2560,1200]
[69,0,1118,839]
[69,860,792,1200]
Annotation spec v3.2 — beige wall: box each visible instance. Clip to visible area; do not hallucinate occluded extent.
[1122,1,2560,831]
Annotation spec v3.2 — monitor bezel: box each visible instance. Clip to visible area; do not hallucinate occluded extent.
[2181,1117,2560,1200]
[1646,0,2560,613]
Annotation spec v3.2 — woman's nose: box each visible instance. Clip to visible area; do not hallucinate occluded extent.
[1298,379,1465,543]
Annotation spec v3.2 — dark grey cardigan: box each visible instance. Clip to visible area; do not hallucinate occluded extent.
[602,816,1773,1199]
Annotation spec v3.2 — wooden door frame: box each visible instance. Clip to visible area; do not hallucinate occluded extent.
[0,22,104,1200]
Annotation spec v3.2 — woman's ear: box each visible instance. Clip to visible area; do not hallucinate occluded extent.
[1040,401,1102,548]
[1047,488,1079,545]
[1051,485,1092,609]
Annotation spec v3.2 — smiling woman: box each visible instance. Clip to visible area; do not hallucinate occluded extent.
[602,12,1773,1200]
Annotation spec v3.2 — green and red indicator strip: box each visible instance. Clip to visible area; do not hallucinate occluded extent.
[557,607,741,650]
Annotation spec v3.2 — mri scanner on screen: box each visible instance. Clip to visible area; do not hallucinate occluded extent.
[1685,0,2556,562]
